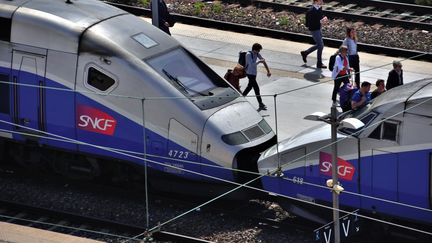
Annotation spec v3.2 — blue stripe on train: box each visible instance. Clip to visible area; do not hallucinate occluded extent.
[0,66,234,182]
[262,149,432,224]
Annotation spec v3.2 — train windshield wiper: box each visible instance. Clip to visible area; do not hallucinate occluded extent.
[162,69,188,94]
[162,69,211,96]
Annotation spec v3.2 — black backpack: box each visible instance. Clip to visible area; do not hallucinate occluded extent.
[238,51,250,67]
[328,53,339,71]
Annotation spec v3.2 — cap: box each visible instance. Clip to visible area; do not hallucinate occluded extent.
[339,45,348,51]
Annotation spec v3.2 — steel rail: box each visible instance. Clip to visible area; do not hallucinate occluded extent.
[251,0,432,31]
[0,199,211,243]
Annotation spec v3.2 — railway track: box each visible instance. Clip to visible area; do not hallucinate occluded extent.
[251,0,432,31]
[0,199,213,242]
[0,162,429,242]
[106,2,432,62]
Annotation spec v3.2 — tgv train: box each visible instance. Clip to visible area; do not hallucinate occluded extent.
[0,0,276,190]
[258,78,432,225]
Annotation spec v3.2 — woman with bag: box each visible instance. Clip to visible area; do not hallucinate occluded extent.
[331,45,351,104]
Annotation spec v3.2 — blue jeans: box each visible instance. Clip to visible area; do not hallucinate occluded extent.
[305,30,324,65]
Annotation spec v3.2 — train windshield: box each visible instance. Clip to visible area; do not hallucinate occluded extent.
[147,48,229,97]
[338,106,378,136]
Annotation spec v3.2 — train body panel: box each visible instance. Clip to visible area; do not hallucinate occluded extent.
[0,0,275,185]
[259,79,432,224]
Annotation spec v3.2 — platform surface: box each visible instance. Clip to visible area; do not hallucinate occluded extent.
[0,222,103,243]
[168,20,432,140]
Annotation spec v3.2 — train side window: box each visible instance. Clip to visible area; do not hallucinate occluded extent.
[368,120,399,141]
[0,74,10,114]
[0,17,11,42]
[86,67,116,92]
[382,122,398,141]
[369,125,381,139]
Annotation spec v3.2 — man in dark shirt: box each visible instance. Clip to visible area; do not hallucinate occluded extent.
[371,79,386,99]
[151,0,174,35]
[300,0,328,69]
[386,61,403,90]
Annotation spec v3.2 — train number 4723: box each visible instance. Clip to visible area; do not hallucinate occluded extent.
[168,150,189,159]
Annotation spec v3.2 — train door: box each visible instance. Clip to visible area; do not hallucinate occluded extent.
[166,119,200,179]
[0,73,11,137]
[12,50,46,138]
[369,149,398,214]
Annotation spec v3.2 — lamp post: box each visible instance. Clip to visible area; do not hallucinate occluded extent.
[330,104,340,243]
[304,104,364,243]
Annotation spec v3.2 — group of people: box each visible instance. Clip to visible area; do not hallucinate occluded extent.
[300,0,404,112]
[338,60,404,112]
[154,0,405,112]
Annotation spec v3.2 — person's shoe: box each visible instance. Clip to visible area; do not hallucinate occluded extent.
[259,104,267,110]
[300,51,307,63]
[317,63,327,69]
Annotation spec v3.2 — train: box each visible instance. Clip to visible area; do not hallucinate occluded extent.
[258,78,432,226]
[0,0,276,194]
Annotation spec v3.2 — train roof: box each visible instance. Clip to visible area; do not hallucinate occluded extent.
[1,0,133,53]
[368,78,432,116]
[3,0,180,57]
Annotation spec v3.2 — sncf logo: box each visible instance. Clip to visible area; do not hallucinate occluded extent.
[77,105,117,135]
[319,151,355,181]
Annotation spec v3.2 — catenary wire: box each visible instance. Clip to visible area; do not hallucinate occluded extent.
[1,50,431,238]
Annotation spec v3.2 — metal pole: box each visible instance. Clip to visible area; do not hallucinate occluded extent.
[151,0,159,28]
[142,98,149,229]
[273,94,281,174]
[331,104,340,243]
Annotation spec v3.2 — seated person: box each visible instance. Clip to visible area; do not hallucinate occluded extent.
[371,79,386,99]
[339,81,357,112]
[351,81,371,111]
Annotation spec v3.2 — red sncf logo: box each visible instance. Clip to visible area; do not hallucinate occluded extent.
[319,151,355,181]
[77,105,117,135]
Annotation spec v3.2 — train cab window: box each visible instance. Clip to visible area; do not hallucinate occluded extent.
[369,120,399,141]
[148,48,238,110]
[0,17,11,42]
[340,112,377,135]
[86,67,116,92]
[148,48,229,96]
[0,74,10,114]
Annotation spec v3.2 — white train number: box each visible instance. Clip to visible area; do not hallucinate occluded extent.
[292,176,304,184]
[168,150,189,159]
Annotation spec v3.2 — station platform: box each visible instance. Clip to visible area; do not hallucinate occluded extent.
[167,20,432,140]
[0,222,102,243]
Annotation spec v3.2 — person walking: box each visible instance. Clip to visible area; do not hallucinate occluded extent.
[343,27,360,88]
[242,43,271,110]
[151,0,175,35]
[301,0,328,69]
[331,45,351,103]
[386,61,404,90]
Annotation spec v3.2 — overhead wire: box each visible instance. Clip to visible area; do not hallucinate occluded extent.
[0,79,432,238]
[0,44,431,239]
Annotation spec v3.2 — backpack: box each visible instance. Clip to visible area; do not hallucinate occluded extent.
[328,54,339,71]
[238,51,250,68]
